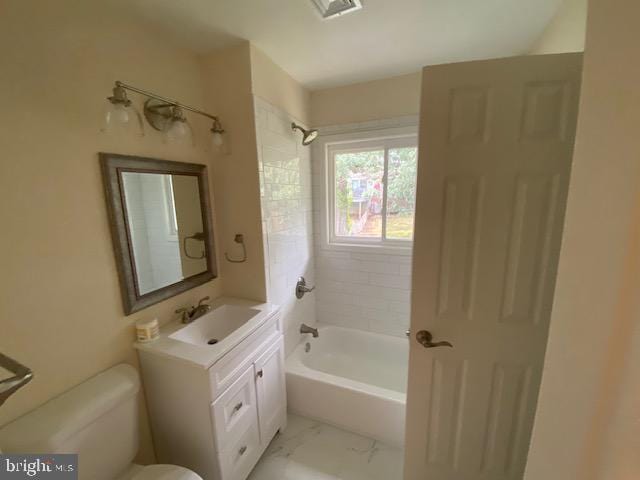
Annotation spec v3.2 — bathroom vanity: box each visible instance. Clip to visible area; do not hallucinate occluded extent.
[135,298,285,480]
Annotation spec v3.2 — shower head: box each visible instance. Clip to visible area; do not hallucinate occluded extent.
[291,122,318,146]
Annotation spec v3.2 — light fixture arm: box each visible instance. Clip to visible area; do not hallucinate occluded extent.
[115,81,221,124]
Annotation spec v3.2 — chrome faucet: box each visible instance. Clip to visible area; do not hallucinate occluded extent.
[176,296,212,324]
[300,323,319,338]
[295,277,315,299]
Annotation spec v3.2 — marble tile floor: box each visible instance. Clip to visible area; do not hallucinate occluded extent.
[248,414,404,480]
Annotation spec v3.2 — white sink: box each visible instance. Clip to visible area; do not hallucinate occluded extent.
[169,305,261,347]
[135,298,280,369]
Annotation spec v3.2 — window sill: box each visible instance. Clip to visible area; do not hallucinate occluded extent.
[323,241,413,256]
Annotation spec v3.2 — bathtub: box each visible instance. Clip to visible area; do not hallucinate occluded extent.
[285,325,408,447]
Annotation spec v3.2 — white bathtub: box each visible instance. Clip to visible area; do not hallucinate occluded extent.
[285,325,408,447]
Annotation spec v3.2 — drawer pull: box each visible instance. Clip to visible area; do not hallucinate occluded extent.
[256,370,263,378]
[232,401,243,413]
[238,445,247,456]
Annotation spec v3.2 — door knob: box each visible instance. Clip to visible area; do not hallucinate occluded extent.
[416,330,453,348]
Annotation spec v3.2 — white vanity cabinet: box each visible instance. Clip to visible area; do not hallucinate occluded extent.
[137,309,286,480]
[254,340,287,444]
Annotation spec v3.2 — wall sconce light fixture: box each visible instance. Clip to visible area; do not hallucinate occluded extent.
[210,117,225,149]
[103,81,225,150]
[101,84,145,137]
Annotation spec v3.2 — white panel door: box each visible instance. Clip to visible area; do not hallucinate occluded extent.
[255,336,286,446]
[404,54,582,480]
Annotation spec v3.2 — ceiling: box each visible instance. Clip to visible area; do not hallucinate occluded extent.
[121,0,562,90]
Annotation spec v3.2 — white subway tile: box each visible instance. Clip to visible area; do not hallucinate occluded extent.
[318,311,369,330]
[361,307,391,322]
[368,273,412,289]
[392,311,411,325]
[262,131,297,155]
[267,111,294,136]
[320,280,352,293]
[357,260,399,274]
[392,255,413,265]
[350,252,393,263]
[255,97,317,355]
[317,302,361,316]
[316,291,360,307]
[389,300,411,314]
[316,249,351,260]
[316,268,369,284]
[352,295,390,311]
[396,263,413,276]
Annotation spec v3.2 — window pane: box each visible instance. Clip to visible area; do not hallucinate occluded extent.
[386,147,417,240]
[334,149,384,238]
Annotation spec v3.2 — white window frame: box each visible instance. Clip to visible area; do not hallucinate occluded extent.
[162,175,179,242]
[317,125,418,254]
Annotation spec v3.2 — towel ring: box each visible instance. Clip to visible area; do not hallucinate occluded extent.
[225,234,247,263]
[182,232,206,260]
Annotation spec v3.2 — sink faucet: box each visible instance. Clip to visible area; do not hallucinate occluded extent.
[300,323,319,338]
[176,296,211,324]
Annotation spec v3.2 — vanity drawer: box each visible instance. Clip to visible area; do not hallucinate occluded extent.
[208,313,281,399]
[211,365,258,450]
[216,420,261,480]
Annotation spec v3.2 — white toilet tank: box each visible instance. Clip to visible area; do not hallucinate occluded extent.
[0,364,141,480]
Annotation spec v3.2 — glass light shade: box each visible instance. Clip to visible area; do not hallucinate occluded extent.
[101,102,144,137]
[163,119,194,147]
[211,131,224,148]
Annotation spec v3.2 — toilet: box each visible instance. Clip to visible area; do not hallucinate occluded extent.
[0,364,202,480]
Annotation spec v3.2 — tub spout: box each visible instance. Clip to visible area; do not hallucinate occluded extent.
[300,323,319,338]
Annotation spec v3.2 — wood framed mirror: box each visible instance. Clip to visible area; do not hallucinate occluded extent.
[100,153,217,314]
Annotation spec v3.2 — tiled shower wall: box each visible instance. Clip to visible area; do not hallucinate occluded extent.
[254,97,317,355]
[311,117,418,338]
[313,249,412,337]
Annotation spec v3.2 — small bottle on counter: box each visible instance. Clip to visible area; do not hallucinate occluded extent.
[135,318,160,343]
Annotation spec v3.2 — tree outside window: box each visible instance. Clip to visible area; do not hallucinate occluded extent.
[332,139,417,244]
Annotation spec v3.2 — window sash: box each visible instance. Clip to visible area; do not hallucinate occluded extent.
[327,135,417,248]
[163,175,179,240]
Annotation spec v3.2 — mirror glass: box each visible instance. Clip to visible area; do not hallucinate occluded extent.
[120,172,207,295]
[101,153,216,314]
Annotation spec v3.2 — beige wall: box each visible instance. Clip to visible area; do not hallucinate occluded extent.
[0,0,225,462]
[200,44,267,301]
[530,0,588,54]
[525,0,640,478]
[310,72,421,127]
[250,46,311,124]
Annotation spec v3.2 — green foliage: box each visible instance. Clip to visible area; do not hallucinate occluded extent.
[387,147,417,214]
[334,147,417,235]
[335,150,383,234]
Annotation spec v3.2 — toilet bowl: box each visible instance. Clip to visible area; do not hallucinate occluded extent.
[0,364,203,480]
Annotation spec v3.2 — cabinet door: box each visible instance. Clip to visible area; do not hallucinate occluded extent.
[211,365,259,451]
[254,336,286,446]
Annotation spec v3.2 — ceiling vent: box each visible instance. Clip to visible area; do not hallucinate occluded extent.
[311,0,363,19]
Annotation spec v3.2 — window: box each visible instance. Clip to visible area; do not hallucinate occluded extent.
[328,135,418,247]
[163,175,179,239]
